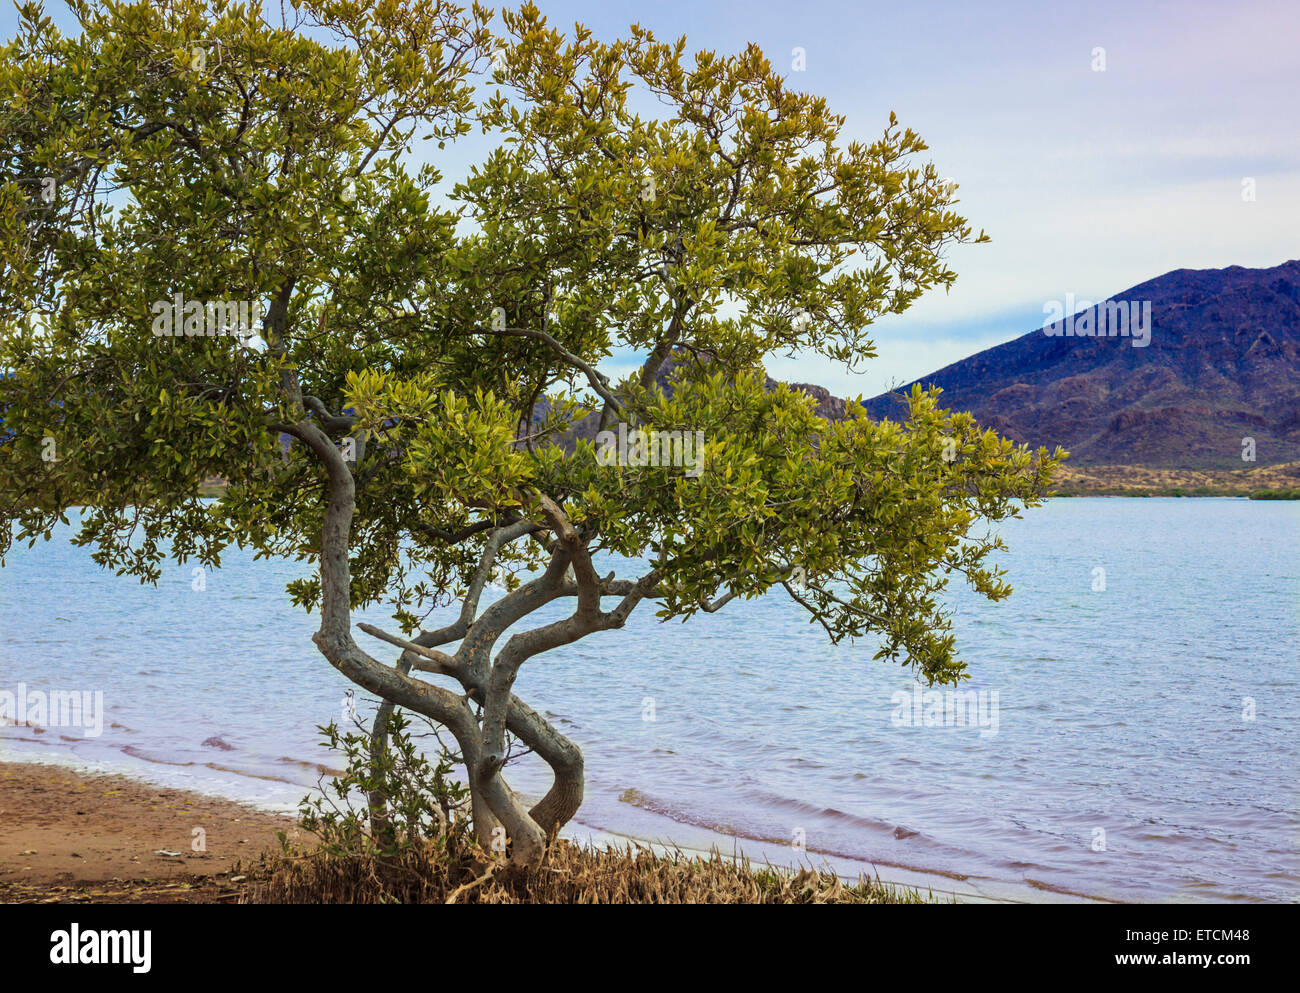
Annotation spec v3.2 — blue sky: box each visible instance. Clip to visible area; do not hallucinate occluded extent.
[8,0,1297,398]
[531,0,1300,397]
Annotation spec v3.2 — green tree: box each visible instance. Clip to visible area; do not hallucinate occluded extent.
[0,0,1061,867]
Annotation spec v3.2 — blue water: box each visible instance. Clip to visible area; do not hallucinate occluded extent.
[1,499,1297,902]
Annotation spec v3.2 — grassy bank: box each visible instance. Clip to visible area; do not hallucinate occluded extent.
[1,843,938,904]
[252,840,938,904]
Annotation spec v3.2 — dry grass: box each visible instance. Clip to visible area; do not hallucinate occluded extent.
[248,839,937,904]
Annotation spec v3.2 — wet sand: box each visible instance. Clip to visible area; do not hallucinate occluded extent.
[0,761,295,897]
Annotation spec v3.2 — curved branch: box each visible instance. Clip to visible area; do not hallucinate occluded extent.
[475,324,622,415]
[302,395,358,434]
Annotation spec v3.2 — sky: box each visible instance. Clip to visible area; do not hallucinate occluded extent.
[515,0,1300,398]
[6,0,1298,399]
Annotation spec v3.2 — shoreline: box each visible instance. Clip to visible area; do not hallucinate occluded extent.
[0,755,1093,904]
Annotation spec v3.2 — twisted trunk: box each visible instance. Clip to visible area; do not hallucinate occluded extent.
[295,393,652,867]
[529,757,583,838]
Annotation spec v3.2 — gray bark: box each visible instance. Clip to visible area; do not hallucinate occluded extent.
[290,394,658,866]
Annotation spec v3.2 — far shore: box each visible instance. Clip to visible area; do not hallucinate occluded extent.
[200,462,1300,501]
[1050,460,1300,497]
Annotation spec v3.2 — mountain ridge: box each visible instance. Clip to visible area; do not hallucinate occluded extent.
[858,259,1300,469]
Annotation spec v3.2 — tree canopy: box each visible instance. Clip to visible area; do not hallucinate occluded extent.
[0,0,1062,865]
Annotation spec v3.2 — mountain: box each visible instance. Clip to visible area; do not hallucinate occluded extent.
[861,260,1300,469]
[540,359,849,447]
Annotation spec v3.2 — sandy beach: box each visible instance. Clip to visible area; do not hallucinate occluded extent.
[0,757,1062,903]
[0,761,295,902]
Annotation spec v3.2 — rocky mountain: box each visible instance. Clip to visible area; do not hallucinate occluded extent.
[545,261,1300,472]
[861,260,1300,469]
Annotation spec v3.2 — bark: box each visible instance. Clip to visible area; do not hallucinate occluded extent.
[290,415,493,847]
[293,393,657,866]
[366,653,414,841]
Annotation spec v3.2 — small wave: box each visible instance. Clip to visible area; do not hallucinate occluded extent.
[756,792,899,835]
[1025,877,1124,903]
[615,785,965,878]
[0,733,52,745]
[203,762,300,785]
[275,755,320,769]
[121,745,196,767]
[276,755,345,776]
[596,792,981,885]
[617,788,744,837]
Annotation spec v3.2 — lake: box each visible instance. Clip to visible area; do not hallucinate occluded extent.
[1,498,1296,902]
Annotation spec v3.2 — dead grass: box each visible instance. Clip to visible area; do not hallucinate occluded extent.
[248,839,938,904]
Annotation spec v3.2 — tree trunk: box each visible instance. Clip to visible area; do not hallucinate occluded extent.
[367,654,412,840]
[529,752,583,839]
[367,697,396,842]
[477,761,548,866]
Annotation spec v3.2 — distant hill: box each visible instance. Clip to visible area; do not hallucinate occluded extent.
[861,260,1300,469]
[539,360,849,447]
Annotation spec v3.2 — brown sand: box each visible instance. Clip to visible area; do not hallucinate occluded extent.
[0,761,297,901]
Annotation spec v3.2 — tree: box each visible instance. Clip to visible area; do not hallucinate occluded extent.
[0,0,1061,867]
